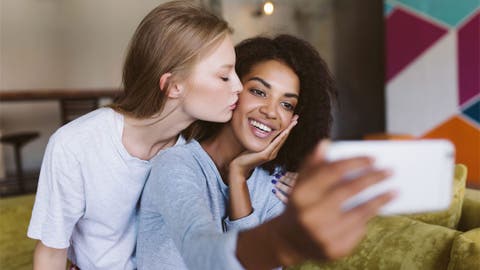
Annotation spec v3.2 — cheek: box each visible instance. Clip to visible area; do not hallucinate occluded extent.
[279,113,294,131]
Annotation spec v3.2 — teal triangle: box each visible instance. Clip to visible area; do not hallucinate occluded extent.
[462,99,480,125]
[385,3,394,16]
[396,0,480,26]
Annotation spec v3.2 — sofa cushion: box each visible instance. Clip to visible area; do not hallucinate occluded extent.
[404,164,467,229]
[458,188,480,231]
[289,216,461,270]
[0,194,36,270]
[447,228,480,270]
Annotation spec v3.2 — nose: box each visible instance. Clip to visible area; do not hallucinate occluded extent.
[231,71,243,94]
[259,100,277,119]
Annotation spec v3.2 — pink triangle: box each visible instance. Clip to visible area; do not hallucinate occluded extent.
[458,12,480,106]
[386,8,448,82]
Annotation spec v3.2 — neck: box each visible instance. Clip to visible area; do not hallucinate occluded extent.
[122,99,194,160]
[201,125,244,177]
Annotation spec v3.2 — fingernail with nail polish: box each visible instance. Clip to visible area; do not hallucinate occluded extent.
[271,179,277,184]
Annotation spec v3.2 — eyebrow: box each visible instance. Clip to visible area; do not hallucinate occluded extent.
[220,64,234,69]
[247,76,299,99]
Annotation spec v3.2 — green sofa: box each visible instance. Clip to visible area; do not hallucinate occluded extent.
[290,164,480,270]
[1,165,478,269]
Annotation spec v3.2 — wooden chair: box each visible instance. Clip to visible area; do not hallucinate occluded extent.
[0,131,40,193]
[60,98,99,125]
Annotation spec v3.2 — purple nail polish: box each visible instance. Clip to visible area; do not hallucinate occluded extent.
[272,189,276,194]
[271,179,277,184]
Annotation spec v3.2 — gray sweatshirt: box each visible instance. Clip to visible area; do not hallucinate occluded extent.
[136,139,285,270]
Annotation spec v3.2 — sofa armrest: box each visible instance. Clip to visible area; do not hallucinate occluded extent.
[458,188,480,232]
[447,228,480,270]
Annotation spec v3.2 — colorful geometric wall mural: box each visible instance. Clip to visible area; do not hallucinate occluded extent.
[385,0,480,186]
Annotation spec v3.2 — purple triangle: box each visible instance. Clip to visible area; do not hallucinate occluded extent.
[458,12,480,106]
[386,8,448,82]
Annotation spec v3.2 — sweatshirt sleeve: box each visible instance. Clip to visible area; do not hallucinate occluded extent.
[223,211,260,231]
[138,150,245,270]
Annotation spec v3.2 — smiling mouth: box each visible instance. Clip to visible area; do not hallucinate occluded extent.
[249,118,274,133]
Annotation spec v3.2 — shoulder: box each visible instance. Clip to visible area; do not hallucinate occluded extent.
[49,108,116,148]
[151,139,204,174]
[145,140,208,196]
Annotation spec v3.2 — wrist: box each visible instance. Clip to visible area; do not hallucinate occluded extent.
[265,215,304,266]
[228,166,249,184]
[236,215,304,269]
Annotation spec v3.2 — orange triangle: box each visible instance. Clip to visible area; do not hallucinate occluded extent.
[422,116,480,186]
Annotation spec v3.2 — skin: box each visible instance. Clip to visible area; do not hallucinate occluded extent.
[236,145,395,269]
[33,35,242,270]
[203,60,300,219]
[202,60,396,269]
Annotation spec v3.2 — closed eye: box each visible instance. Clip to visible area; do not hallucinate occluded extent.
[220,76,229,82]
[249,88,266,97]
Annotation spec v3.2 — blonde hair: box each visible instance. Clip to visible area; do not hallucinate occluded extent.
[111,0,230,118]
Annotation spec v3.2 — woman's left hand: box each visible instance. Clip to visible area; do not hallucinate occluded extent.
[229,115,299,181]
[273,172,298,203]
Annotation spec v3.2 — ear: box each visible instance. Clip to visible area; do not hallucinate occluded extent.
[159,73,172,91]
[159,72,185,99]
[167,80,186,99]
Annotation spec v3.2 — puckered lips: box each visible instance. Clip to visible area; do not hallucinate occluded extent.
[248,118,277,139]
[229,99,238,110]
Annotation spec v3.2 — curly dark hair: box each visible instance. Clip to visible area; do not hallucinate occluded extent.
[183,34,337,173]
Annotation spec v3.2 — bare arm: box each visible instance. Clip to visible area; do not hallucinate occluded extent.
[236,142,396,269]
[228,173,254,220]
[33,241,67,270]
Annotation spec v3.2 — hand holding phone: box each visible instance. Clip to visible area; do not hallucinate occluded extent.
[325,140,455,215]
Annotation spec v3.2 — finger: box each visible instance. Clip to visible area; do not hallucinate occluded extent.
[291,157,375,208]
[268,116,298,155]
[270,114,298,149]
[324,190,395,241]
[281,172,298,186]
[343,190,397,222]
[275,181,292,195]
[295,156,374,193]
[273,188,289,203]
[325,169,392,209]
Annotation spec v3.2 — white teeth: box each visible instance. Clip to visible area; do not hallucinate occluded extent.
[249,119,272,132]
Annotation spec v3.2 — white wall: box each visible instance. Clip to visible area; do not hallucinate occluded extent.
[0,0,334,174]
[223,0,334,67]
[0,0,166,173]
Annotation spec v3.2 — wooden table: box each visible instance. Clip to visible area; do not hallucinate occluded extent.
[0,88,123,124]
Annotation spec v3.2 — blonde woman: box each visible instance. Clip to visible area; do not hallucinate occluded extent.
[27,1,241,269]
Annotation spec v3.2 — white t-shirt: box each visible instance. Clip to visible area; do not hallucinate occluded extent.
[28,107,185,270]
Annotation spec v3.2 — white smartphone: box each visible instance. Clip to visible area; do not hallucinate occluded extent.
[325,140,455,215]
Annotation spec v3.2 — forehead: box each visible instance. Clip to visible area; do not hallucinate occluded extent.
[243,60,300,96]
[195,35,235,70]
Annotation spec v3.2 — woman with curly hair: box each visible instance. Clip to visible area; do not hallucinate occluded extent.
[137,35,394,269]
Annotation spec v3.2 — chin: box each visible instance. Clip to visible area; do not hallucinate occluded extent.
[243,139,271,153]
[208,111,232,123]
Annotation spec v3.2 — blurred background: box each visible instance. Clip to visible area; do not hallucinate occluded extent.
[0,0,479,195]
